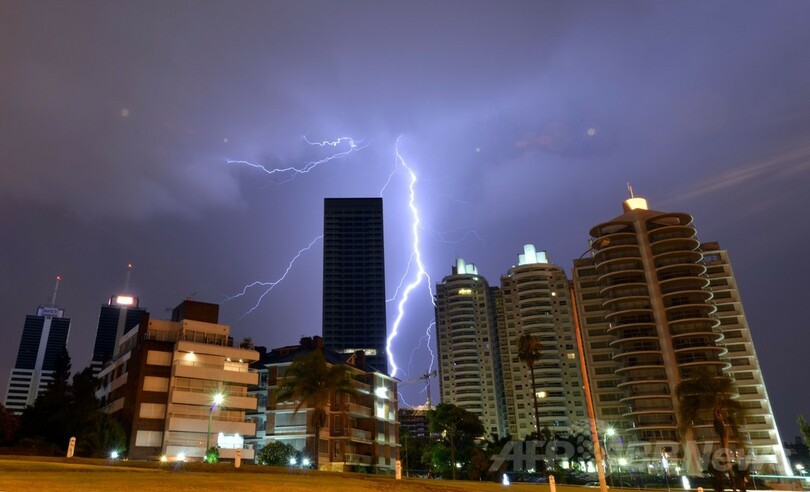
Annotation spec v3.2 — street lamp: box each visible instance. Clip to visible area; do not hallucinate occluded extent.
[205,392,225,462]
[604,427,616,481]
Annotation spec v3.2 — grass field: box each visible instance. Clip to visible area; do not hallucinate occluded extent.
[0,456,586,492]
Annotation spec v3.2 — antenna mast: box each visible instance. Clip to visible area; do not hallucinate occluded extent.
[51,275,62,306]
[123,263,133,293]
[626,182,635,198]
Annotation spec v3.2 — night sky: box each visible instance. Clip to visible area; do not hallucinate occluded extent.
[2,1,809,439]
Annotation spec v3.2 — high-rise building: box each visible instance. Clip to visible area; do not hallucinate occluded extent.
[322,197,388,373]
[700,241,791,473]
[91,265,147,377]
[435,258,506,437]
[4,277,71,414]
[96,300,259,461]
[497,245,586,439]
[572,196,789,474]
[90,296,147,377]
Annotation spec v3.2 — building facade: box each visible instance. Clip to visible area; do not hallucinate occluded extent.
[700,241,790,473]
[90,295,147,377]
[4,302,71,414]
[497,245,586,439]
[322,197,388,373]
[572,196,789,474]
[260,336,400,473]
[435,258,506,437]
[96,300,259,461]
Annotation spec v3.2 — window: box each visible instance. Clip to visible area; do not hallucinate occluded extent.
[143,376,169,392]
[139,403,167,419]
[146,350,172,366]
[135,430,163,447]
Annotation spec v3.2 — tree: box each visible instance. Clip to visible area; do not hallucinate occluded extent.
[676,368,744,492]
[0,404,20,445]
[257,440,298,465]
[274,349,358,466]
[427,403,486,480]
[798,415,810,448]
[518,333,543,437]
[19,364,124,457]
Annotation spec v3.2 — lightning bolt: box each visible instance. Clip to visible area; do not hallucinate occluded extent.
[227,136,366,183]
[385,137,436,379]
[226,235,324,318]
[425,224,486,244]
[226,136,366,316]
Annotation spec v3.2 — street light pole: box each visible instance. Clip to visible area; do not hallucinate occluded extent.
[604,427,615,486]
[205,393,225,462]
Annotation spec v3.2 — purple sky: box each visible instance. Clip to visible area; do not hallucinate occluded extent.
[1,1,809,439]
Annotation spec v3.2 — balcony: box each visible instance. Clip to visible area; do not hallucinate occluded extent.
[350,429,373,442]
[344,453,373,465]
[346,403,372,417]
[272,424,308,435]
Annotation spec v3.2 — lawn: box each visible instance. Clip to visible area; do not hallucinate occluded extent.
[0,456,590,492]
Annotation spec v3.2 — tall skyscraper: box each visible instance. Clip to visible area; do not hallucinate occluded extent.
[4,277,71,414]
[322,197,388,373]
[572,196,789,474]
[91,297,147,377]
[90,265,147,377]
[435,258,506,437]
[497,245,586,439]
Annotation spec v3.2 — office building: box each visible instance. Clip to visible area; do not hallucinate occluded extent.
[261,336,399,473]
[322,197,388,373]
[435,258,506,437]
[497,245,586,439]
[4,278,71,414]
[572,196,789,474]
[398,406,432,440]
[90,295,147,377]
[96,300,259,461]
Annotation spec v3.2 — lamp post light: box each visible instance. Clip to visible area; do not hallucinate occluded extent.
[604,427,616,484]
[205,392,225,462]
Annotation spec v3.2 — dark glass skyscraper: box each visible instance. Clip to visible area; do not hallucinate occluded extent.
[322,197,388,373]
[90,295,147,377]
[4,304,71,414]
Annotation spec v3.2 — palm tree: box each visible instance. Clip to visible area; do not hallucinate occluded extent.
[518,332,543,437]
[675,367,744,491]
[275,349,359,466]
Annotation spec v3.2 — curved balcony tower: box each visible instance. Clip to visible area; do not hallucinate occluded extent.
[497,245,586,439]
[575,196,730,473]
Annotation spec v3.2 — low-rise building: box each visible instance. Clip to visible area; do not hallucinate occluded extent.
[256,336,399,473]
[96,300,259,461]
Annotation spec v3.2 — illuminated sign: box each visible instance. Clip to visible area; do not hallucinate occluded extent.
[36,306,64,317]
[109,295,138,307]
[217,432,244,449]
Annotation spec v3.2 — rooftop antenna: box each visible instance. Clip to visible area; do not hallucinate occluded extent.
[123,263,133,294]
[51,275,62,306]
[626,182,635,198]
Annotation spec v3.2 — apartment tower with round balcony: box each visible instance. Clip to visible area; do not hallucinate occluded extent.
[497,245,586,439]
[572,197,726,473]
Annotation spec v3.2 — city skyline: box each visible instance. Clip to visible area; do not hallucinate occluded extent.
[1,0,809,443]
